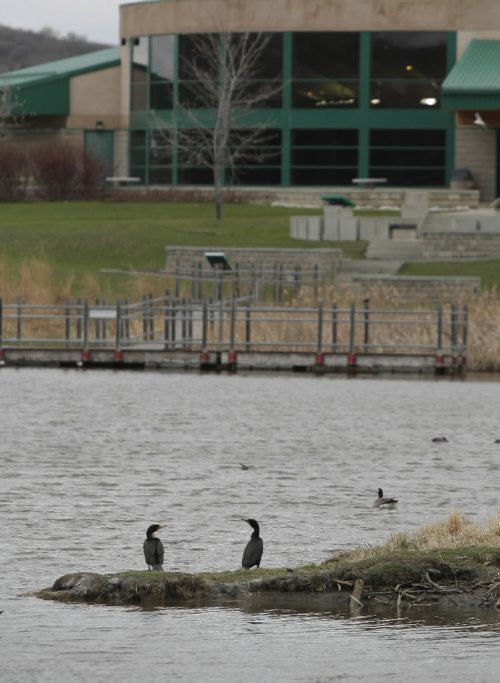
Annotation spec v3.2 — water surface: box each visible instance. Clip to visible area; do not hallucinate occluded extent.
[0,369,498,681]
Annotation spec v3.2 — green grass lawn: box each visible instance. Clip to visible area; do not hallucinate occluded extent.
[0,201,366,296]
[2,200,499,297]
[398,259,500,291]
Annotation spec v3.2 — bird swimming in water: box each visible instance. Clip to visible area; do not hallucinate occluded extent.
[241,518,263,569]
[240,463,250,470]
[374,488,398,509]
[143,524,165,571]
[432,437,448,443]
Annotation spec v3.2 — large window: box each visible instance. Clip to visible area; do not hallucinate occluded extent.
[291,129,358,185]
[370,32,448,109]
[150,35,175,109]
[369,129,446,185]
[178,33,282,109]
[226,129,282,185]
[292,33,359,108]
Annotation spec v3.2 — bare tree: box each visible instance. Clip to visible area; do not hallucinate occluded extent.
[152,32,283,221]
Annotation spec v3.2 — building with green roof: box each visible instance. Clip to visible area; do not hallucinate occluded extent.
[2,1,500,200]
[0,47,123,177]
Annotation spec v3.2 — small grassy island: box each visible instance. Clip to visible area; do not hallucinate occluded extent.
[33,514,500,611]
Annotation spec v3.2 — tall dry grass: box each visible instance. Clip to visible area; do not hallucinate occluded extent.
[2,258,500,369]
[339,512,500,563]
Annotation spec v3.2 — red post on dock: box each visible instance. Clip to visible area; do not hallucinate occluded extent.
[81,349,92,363]
[435,354,445,372]
[199,350,210,365]
[227,350,238,370]
[113,349,124,363]
[0,348,6,365]
[315,352,325,367]
[347,353,357,368]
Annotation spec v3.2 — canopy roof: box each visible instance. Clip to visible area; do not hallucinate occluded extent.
[442,39,500,110]
[0,48,120,116]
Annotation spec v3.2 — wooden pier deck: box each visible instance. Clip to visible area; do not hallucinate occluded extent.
[0,346,465,375]
[0,297,467,375]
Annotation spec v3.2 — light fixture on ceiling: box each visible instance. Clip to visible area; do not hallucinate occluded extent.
[420,97,437,106]
[95,120,105,131]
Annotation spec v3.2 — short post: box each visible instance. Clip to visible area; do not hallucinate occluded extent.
[81,300,91,363]
[164,292,170,348]
[436,305,443,350]
[16,298,22,341]
[332,303,338,350]
[245,301,251,350]
[0,297,5,363]
[347,302,357,367]
[313,264,319,301]
[363,298,370,350]
[315,302,325,368]
[201,300,208,349]
[113,300,123,362]
[175,262,180,299]
[294,264,301,294]
[65,298,71,348]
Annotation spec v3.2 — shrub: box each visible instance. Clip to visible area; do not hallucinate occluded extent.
[30,140,106,200]
[0,143,29,200]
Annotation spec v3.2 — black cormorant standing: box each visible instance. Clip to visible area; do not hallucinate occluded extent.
[143,524,165,571]
[374,488,398,508]
[241,518,263,569]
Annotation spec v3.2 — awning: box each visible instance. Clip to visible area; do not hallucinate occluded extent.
[442,39,500,110]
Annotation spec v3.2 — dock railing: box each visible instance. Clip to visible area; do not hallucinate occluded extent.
[0,296,467,361]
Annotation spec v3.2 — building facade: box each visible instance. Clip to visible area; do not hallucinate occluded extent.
[117,0,500,199]
[2,1,500,200]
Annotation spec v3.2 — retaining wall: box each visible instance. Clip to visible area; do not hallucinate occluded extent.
[165,246,343,273]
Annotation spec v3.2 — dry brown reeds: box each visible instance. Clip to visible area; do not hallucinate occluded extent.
[339,512,500,564]
[2,261,500,369]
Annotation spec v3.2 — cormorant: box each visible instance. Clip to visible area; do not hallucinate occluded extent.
[143,524,165,571]
[374,488,398,509]
[241,518,263,569]
[432,437,448,443]
[240,463,250,470]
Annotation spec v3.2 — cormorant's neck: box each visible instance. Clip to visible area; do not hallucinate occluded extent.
[251,526,260,539]
[147,531,155,539]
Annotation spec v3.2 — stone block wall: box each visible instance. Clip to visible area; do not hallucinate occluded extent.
[422,233,500,258]
[165,246,343,273]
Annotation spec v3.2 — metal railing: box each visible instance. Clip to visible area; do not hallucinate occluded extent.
[0,296,467,358]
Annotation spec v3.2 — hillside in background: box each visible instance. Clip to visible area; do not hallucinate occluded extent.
[0,24,110,73]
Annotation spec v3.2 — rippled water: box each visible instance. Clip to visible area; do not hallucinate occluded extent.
[1,368,499,681]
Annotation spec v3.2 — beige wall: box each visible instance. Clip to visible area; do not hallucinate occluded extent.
[455,126,497,202]
[67,66,125,129]
[121,0,500,37]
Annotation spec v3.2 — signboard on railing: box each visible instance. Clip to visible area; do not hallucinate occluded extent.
[89,307,117,320]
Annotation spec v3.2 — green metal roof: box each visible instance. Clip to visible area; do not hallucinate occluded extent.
[442,39,500,109]
[0,47,120,116]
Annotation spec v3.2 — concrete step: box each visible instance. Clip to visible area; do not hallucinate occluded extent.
[366,239,425,260]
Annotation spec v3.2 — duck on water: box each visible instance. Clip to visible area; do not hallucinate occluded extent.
[374,488,398,509]
[143,524,164,571]
[242,519,263,569]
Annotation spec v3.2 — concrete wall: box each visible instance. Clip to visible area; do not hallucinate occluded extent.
[121,1,500,36]
[68,67,123,130]
[422,232,500,258]
[165,246,343,273]
[454,126,497,202]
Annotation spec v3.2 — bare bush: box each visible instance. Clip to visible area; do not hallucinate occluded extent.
[31,141,106,200]
[0,143,29,200]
